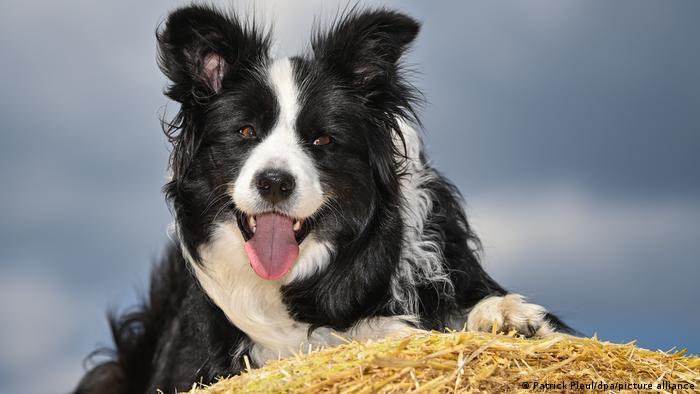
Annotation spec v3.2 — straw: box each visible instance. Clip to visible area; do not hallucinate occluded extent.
[183,331,700,393]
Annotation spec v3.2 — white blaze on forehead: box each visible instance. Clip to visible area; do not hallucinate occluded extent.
[232,57,323,218]
[269,57,298,130]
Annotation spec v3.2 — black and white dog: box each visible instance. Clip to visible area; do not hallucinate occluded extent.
[76,5,573,393]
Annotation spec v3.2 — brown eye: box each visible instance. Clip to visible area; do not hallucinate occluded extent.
[313,134,331,146]
[238,126,256,139]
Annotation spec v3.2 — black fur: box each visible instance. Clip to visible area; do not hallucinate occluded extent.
[75,5,574,393]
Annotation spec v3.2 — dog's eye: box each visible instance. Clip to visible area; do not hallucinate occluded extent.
[238,126,256,139]
[313,134,332,146]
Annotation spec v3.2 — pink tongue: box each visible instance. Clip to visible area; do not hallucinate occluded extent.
[244,213,299,280]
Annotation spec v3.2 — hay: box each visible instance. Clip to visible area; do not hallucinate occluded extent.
[184,331,700,393]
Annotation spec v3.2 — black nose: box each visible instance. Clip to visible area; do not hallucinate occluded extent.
[255,169,296,204]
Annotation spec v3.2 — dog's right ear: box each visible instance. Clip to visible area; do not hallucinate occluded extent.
[157,5,270,103]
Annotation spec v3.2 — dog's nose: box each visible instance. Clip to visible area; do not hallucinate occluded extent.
[255,169,296,204]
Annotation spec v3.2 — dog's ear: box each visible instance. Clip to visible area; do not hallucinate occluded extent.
[157,5,269,103]
[313,10,421,194]
[313,9,420,88]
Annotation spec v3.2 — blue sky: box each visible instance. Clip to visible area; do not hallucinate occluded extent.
[0,1,698,393]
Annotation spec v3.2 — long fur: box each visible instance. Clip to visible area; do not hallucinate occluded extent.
[75,5,575,394]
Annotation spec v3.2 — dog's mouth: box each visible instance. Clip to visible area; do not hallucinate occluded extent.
[236,212,311,244]
[236,211,312,281]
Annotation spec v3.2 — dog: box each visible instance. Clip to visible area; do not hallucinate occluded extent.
[75,5,574,393]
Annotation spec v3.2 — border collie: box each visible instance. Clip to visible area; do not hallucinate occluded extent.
[75,5,573,393]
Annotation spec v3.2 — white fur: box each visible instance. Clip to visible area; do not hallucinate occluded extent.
[232,57,324,219]
[190,222,415,365]
[466,294,553,335]
[281,236,332,285]
[390,119,452,314]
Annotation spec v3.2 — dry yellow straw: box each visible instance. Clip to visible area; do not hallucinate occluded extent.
[184,331,700,393]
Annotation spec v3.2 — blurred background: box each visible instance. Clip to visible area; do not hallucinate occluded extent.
[1,0,698,393]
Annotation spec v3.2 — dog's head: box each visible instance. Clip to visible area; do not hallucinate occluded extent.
[158,5,420,281]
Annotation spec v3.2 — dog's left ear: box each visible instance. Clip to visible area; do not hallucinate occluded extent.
[313,9,420,88]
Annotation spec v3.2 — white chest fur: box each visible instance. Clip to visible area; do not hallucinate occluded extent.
[189,223,415,365]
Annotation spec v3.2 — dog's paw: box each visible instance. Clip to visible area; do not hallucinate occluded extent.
[466,294,553,337]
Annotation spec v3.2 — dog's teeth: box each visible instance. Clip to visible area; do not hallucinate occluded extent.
[293,220,302,231]
[248,216,256,233]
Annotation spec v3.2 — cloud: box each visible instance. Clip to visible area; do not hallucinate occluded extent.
[0,273,78,364]
[466,183,700,350]
[470,183,700,273]
[411,1,700,197]
[0,270,90,393]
